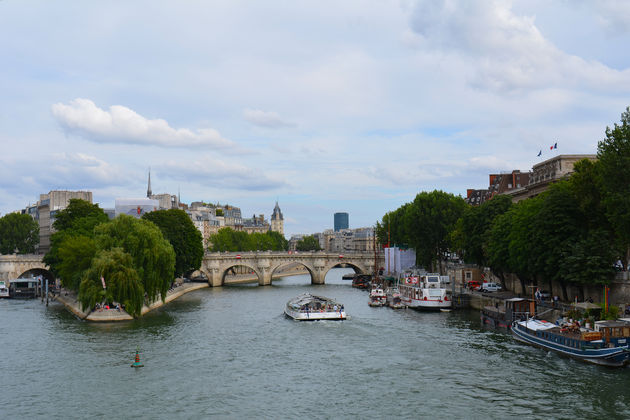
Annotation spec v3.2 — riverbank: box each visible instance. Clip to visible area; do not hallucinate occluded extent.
[55,281,210,321]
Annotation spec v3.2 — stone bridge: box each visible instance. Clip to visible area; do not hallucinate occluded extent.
[0,251,383,288]
[200,251,382,287]
[0,254,53,281]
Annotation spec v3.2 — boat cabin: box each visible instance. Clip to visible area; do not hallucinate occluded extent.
[8,278,38,298]
[594,320,630,347]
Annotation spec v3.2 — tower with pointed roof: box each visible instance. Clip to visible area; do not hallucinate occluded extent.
[270,201,284,235]
[147,168,152,198]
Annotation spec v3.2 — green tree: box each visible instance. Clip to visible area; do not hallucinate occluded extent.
[597,106,630,263]
[405,191,466,272]
[52,199,109,233]
[95,215,175,303]
[0,212,39,254]
[56,235,98,291]
[452,195,512,266]
[44,199,108,279]
[296,235,321,251]
[143,209,203,278]
[78,248,144,317]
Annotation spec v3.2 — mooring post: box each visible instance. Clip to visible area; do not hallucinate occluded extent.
[46,278,49,306]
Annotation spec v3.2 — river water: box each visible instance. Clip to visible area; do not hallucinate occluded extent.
[2,268,630,419]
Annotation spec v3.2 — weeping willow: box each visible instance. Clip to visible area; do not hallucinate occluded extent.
[78,248,144,317]
[95,214,175,304]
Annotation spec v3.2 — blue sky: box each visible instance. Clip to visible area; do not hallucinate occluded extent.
[1,1,629,237]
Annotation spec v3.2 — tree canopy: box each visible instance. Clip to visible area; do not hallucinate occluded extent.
[209,227,288,252]
[296,235,321,251]
[0,212,39,254]
[143,209,203,278]
[95,215,175,303]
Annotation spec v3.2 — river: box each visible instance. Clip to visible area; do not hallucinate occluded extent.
[1,268,630,419]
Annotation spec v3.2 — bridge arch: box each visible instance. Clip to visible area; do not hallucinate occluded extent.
[268,261,316,285]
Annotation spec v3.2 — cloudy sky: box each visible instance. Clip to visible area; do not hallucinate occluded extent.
[1,1,629,237]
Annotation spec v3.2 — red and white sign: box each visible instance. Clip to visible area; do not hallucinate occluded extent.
[235,254,241,259]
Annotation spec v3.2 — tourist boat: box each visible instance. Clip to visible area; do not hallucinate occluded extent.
[511,318,630,367]
[0,281,9,298]
[481,298,534,329]
[8,278,38,299]
[399,272,452,310]
[368,286,386,307]
[342,273,356,281]
[284,293,346,321]
[385,286,405,309]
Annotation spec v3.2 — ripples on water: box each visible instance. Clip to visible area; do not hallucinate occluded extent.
[1,269,630,419]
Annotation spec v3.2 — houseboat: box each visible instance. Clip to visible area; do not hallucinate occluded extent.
[399,273,452,310]
[0,281,9,298]
[511,318,630,367]
[481,298,534,329]
[284,293,346,321]
[8,278,38,299]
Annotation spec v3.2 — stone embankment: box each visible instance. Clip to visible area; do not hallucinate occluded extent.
[457,288,565,322]
[55,281,209,322]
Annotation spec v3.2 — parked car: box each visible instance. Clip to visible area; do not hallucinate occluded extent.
[467,281,481,290]
[479,282,502,292]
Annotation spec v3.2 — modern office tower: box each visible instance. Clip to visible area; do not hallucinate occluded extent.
[334,212,349,232]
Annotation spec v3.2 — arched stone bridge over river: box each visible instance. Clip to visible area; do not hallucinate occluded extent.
[201,251,382,286]
[0,252,383,287]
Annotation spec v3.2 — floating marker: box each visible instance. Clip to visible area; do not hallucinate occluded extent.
[131,347,144,368]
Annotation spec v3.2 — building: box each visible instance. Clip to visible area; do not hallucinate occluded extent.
[23,190,93,254]
[334,212,349,232]
[146,169,179,209]
[270,202,284,235]
[465,155,596,205]
[465,170,530,206]
[241,214,269,234]
[114,198,159,218]
[506,154,596,203]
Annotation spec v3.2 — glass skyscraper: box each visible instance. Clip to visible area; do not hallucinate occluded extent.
[334,212,349,231]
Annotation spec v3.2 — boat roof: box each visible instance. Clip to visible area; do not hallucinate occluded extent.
[505,298,526,302]
[288,293,339,305]
[516,319,556,331]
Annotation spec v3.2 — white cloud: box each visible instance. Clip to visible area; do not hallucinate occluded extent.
[52,98,234,148]
[160,159,287,191]
[243,109,293,128]
[408,0,630,93]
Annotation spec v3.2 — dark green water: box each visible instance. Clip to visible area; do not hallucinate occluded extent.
[2,268,630,419]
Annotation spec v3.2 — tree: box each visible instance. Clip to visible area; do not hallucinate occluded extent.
[452,195,512,266]
[209,227,288,252]
[94,215,175,303]
[44,199,109,279]
[405,191,466,272]
[296,235,321,251]
[78,248,144,317]
[597,106,630,263]
[143,209,203,278]
[0,213,39,254]
[56,235,98,291]
[52,199,109,233]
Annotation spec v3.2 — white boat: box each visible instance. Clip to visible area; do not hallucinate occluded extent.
[0,281,9,298]
[385,286,405,309]
[284,293,346,321]
[399,273,452,310]
[368,286,386,307]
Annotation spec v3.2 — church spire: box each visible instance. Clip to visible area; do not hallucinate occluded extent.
[147,168,152,198]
